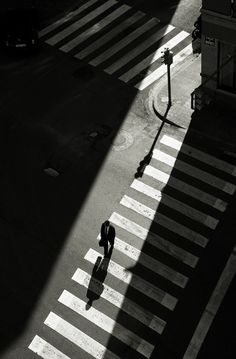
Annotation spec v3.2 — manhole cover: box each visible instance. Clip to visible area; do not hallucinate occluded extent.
[112,130,133,151]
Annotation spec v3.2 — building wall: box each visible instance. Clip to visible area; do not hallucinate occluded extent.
[201,0,236,106]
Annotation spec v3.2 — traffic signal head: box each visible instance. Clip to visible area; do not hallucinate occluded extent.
[161,48,173,65]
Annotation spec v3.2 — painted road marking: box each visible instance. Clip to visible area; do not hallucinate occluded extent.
[135,43,192,90]
[109,212,189,287]
[105,24,175,74]
[39,0,100,38]
[85,248,175,306]
[112,202,208,248]
[129,182,218,229]
[152,150,236,195]
[89,17,160,66]
[46,0,117,46]
[59,290,154,358]
[45,312,119,359]
[161,135,236,177]
[144,165,228,212]
[72,267,166,333]
[119,30,189,82]
[75,11,145,59]
[60,4,131,52]
[107,235,178,309]
[29,335,70,359]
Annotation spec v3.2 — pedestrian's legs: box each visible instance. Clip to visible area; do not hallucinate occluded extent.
[103,239,108,257]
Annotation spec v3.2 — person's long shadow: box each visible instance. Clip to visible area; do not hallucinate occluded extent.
[86,246,113,310]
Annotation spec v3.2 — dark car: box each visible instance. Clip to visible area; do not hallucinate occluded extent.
[1,7,39,52]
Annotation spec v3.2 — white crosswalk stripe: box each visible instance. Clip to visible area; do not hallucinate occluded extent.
[119,30,189,81]
[135,44,192,90]
[127,183,218,229]
[109,213,189,287]
[60,4,131,52]
[45,312,120,359]
[161,135,236,176]
[75,11,146,59]
[29,335,70,359]
[40,0,192,90]
[85,248,178,307]
[87,17,161,66]
[59,290,154,358]
[152,150,235,195]
[72,267,166,333]
[46,0,117,46]
[28,132,236,359]
[110,209,208,248]
[104,24,175,74]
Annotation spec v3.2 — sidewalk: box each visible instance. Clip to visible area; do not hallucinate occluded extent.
[151,50,236,153]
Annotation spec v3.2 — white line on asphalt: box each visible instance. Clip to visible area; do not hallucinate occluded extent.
[114,199,208,248]
[183,245,236,359]
[89,18,160,66]
[144,165,228,212]
[60,4,130,52]
[109,212,189,287]
[72,268,166,333]
[119,30,189,82]
[45,312,120,359]
[85,248,175,306]
[75,11,145,59]
[39,0,100,38]
[152,149,236,195]
[103,235,178,309]
[135,43,192,90]
[112,213,198,269]
[161,134,236,176]
[46,0,117,45]
[59,290,154,358]
[105,24,175,74]
[28,335,70,359]
[129,182,218,229]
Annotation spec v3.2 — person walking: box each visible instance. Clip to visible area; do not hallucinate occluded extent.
[100,220,115,257]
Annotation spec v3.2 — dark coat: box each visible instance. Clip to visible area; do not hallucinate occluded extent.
[100,222,115,245]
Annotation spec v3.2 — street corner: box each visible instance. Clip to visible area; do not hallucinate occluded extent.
[147,50,201,129]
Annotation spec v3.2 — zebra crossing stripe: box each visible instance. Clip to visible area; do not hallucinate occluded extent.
[72,268,166,333]
[135,43,192,90]
[129,182,218,229]
[105,235,178,309]
[60,4,131,52]
[85,248,176,306]
[161,135,236,177]
[46,0,117,46]
[144,165,227,212]
[110,226,198,272]
[152,149,236,195]
[59,290,154,358]
[105,24,175,74]
[89,17,160,66]
[114,198,208,247]
[109,212,189,287]
[75,11,146,59]
[161,135,183,151]
[29,335,70,359]
[45,312,120,359]
[39,0,100,38]
[119,30,189,82]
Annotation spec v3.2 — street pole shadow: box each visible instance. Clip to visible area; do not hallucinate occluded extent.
[86,246,113,310]
[134,105,170,179]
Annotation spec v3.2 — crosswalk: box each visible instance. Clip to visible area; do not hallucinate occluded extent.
[39,0,193,90]
[28,131,236,358]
